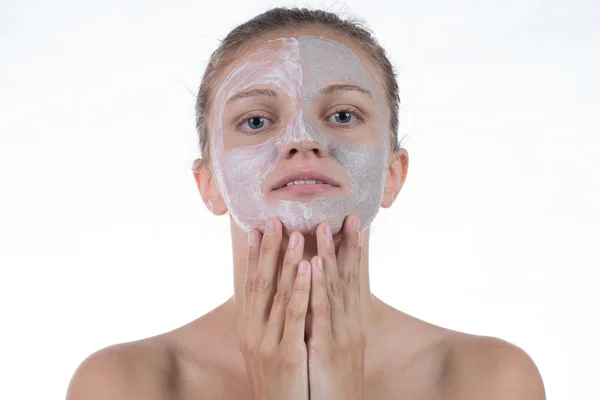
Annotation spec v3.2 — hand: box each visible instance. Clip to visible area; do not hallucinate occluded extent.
[239,217,311,400]
[307,214,366,400]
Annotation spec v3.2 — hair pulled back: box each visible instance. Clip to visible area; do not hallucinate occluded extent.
[192,7,401,171]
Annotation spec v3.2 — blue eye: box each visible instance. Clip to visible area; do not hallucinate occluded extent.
[242,116,272,130]
[329,111,357,124]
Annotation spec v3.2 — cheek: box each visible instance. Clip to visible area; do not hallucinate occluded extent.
[332,144,387,185]
[219,137,280,188]
[218,112,303,188]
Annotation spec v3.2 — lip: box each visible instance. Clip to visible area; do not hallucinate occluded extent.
[271,169,341,192]
[275,183,336,195]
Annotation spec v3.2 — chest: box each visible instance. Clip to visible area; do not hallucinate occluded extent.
[175,356,444,400]
[171,317,449,400]
[177,381,441,400]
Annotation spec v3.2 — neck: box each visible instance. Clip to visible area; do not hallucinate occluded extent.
[225,215,388,352]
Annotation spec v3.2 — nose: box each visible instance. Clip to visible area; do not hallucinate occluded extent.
[281,139,326,160]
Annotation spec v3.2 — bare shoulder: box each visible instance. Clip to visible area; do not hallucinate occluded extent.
[440,333,546,399]
[66,338,179,400]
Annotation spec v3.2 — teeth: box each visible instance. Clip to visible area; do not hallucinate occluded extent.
[285,179,324,187]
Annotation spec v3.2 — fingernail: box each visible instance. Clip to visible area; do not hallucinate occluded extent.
[316,257,323,272]
[324,224,331,239]
[298,261,307,275]
[288,233,298,249]
[352,217,360,231]
[248,230,257,246]
[266,220,275,235]
[358,230,364,248]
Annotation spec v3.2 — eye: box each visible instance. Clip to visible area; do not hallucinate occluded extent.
[328,110,359,125]
[240,116,272,131]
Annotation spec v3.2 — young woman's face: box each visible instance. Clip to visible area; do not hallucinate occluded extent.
[209,35,390,235]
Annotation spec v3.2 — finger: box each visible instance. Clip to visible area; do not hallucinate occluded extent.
[310,255,335,346]
[280,260,311,348]
[316,223,347,342]
[337,214,360,285]
[265,232,305,344]
[247,217,282,342]
[243,228,262,325]
[337,215,361,331]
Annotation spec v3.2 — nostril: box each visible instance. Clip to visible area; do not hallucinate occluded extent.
[289,148,298,155]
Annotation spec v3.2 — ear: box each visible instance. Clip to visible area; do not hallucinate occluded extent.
[381,148,409,208]
[193,160,228,216]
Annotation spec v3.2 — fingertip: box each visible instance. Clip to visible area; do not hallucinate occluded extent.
[344,214,360,233]
[295,231,305,247]
[264,217,283,238]
[311,256,323,273]
[298,260,309,276]
[352,214,361,232]
[248,229,257,247]
[274,217,284,234]
[288,231,299,249]
[264,218,274,235]
[317,221,327,235]
[318,222,332,241]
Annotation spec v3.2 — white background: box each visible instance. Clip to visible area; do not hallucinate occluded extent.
[1,0,598,398]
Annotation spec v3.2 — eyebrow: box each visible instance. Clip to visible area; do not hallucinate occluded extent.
[320,83,372,98]
[226,83,372,103]
[227,88,278,103]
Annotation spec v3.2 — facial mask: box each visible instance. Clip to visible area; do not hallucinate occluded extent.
[210,36,390,235]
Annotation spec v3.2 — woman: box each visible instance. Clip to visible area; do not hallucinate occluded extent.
[67,7,545,400]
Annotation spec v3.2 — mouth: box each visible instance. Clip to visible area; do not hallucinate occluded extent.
[270,169,341,196]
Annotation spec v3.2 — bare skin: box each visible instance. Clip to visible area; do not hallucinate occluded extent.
[66,27,546,400]
[65,220,545,400]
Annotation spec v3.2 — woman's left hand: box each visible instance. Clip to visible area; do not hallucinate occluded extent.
[306,214,366,400]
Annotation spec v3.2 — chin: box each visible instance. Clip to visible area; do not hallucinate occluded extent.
[280,221,317,237]
[279,216,345,237]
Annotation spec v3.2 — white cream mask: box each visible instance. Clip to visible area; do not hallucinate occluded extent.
[210,36,390,235]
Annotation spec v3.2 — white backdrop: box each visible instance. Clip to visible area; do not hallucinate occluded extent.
[1,0,598,398]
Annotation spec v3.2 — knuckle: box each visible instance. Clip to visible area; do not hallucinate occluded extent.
[285,243,297,255]
[345,272,359,289]
[286,304,305,320]
[247,251,260,264]
[316,300,330,317]
[261,241,274,252]
[307,336,325,353]
[316,272,328,287]
[281,347,305,366]
[251,276,270,293]
[239,337,256,354]
[326,244,336,257]
[282,258,296,272]
[329,279,344,298]
[258,342,275,359]
[261,237,280,253]
[293,278,307,291]
[273,288,291,305]
[244,278,254,298]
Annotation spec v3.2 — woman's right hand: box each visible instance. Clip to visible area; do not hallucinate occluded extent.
[239,217,311,400]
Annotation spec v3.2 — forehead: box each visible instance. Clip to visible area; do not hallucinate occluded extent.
[213,31,385,102]
[297,35,373,100]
